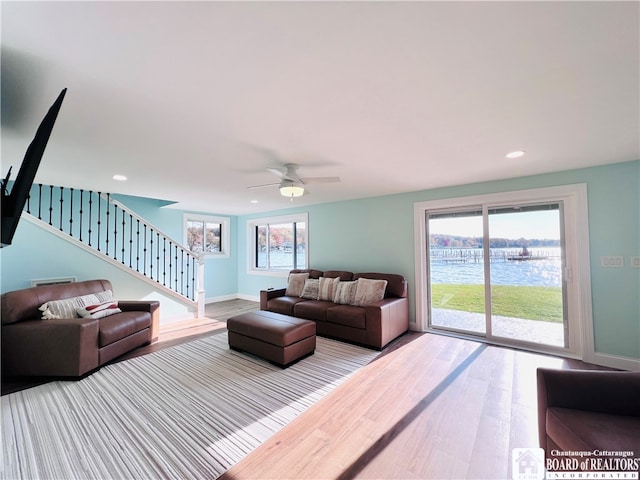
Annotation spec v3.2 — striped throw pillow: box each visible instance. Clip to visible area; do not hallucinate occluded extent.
[40,290,114,319]
[318,277,339,301]
[77,301,122,319]
[333,281,357,305]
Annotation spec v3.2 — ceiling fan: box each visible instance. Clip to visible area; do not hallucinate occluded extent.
[248,163,340,199]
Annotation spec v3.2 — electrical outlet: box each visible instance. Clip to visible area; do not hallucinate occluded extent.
[631,257,640,268]
[601,256,624,267]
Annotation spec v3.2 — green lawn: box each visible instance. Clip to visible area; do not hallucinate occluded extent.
[431,283,563,322]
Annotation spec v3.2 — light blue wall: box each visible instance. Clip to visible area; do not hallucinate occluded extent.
[1,160,638,359]
[580,163,639,357]
[237,160,640,360]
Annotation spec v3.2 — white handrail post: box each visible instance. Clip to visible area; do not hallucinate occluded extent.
[196,253,205,318]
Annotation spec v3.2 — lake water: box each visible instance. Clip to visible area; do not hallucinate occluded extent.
[430,248,562,287]
[262,247,563,288]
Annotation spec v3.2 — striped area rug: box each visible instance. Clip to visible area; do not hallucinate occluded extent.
[2,332,379,479]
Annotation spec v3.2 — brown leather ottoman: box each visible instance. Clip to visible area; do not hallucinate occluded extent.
[227,311,316,367]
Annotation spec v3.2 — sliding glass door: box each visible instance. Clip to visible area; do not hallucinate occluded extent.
[427,201,568,352]
[487,204,566,348]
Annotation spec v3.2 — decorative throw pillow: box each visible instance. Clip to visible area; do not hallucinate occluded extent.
[352,278,388,306]
[300,278,320,300]
[77,301,122,319]
[286,272,309,297]
[333,281,357,305]
[40,290,114,319]
[318,277,340,301]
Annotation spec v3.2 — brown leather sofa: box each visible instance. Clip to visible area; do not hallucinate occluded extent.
[537,368,640,457]
[1,279,159,377]
[260,269,409,349]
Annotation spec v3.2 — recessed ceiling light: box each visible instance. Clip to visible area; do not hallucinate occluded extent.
[505,150,526,159]
[112,174,127,181]
[250,200,258,204]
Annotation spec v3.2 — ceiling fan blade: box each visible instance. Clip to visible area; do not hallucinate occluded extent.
[247,182,280,190]
[266,167,286,178]
[300,176,341,184]
[267,166,301,183]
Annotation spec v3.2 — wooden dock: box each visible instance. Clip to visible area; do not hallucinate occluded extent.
[430,248,556,264]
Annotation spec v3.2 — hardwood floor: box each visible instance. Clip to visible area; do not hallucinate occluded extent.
[3,299,613,479]
[220,323,610,480]
[154,298,259,342]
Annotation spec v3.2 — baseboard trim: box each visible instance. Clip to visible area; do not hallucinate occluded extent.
[205,293,260,304]
[589,352,640,372]
[160,312,198,326]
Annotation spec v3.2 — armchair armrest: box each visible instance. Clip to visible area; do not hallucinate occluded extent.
[260,288,286,310]
[2,318,100,377]
[118,300,160,342]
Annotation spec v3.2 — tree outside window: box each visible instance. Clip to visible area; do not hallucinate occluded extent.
[184,214,230,257]
[187,220,221,253]
[250,213,308,272]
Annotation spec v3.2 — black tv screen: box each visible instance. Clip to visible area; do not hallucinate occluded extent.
[1,88,67,247]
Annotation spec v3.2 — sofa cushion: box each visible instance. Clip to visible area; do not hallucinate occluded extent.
[546,407,640,452]
[294,300,334,322]
[40,290,115,319]
[285,272,309,297]
[327,305,366,329]
[266,296,307,316]
[353,278,387,306]
[318,277,340,301]
[333,281,357,305]
[301,279,320,299]
[99,311,151,347]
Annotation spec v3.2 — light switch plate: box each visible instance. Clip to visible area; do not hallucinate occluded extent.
[601,256,624,267]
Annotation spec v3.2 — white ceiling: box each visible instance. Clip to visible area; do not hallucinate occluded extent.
[2,1,638,215]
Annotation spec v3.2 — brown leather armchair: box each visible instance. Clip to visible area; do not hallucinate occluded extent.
[537,368,640,456]
[1,279,159,377]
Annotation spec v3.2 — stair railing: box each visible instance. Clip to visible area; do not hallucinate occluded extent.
[23,184,204,316]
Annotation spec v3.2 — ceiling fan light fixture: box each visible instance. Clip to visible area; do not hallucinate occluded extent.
[280,183,305,198]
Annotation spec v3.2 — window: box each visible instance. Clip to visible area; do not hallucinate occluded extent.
[183,214,230,257]
[248,213,308,274]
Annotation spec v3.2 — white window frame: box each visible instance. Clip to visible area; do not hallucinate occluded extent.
[413,184,594,361]
[183,213,230,258]
[247,212,308,276]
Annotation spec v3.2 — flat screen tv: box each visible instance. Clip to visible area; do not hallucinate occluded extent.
[1,88,67,247]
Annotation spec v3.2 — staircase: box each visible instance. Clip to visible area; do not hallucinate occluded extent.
[22,183,205,316]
